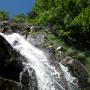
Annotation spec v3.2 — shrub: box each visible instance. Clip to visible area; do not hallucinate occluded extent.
[0,11,9,20]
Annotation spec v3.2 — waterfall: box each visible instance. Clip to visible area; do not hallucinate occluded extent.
[1,33,79,90]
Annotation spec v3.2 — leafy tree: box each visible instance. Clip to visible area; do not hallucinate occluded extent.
[27,11,38,19]
[13,13,26,22]
[28,0,90,42]
[0,11,9,21]
[67,6,90,42]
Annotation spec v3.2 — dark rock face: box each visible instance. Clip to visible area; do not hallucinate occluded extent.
[61,56,90,89]
[20,67,38,90]
[0,35,24,81]
[0,77,21,90]
[0,35,12,61]
[0,35,38,90]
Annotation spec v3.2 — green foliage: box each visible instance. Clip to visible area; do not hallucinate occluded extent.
[31,0,90,23]
[13,13,26,22]
[26,1,90,87]
[65,6,90,42]
[0,11,9,21]
[72,7,90,33]
[28,0,90,42]
[27,11,38,19]
[75,52,86,64]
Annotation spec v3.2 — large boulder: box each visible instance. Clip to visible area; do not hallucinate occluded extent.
[20,67,38,90]
[0,34,38,90]
[0,35,24,81]
[61,56,90,89]
[0,77,21,90]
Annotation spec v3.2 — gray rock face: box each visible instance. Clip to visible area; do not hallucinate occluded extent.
[27,33,45,47]
[61,56,90,89]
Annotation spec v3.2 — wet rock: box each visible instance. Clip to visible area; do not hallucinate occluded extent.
[55,63,70,90]
[61,56,90,89]
[3,58,24,81]
[30,25,43,32]
[27,33,45,47]
[0,35,12,60]
[0,35,24,81]
[20,67,38,90]
[0,77,21,90]
[30,26,36,32]
[0,34,38,90]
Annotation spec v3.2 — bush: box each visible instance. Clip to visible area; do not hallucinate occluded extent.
[0,11,9,21]
[67,7,90,42]
[65,48,78,57]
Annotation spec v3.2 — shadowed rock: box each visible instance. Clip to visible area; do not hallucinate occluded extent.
[20,67,38,90]
[0,77,21,90]
[0,34,38,90]
[0,35,24,81]
[61,56,90,89]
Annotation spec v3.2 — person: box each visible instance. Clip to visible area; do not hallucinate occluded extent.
[47,44,57,62]
[56,46,62,62]
[22,27,30,39]
[47,45,63,63]
[47,45,55,54]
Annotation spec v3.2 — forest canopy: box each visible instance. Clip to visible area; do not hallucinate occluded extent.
[27,0,90,43]
[0,0,90,44]
[0,11,9,21]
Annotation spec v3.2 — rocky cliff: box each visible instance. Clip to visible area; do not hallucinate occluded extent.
[0,34,38,90]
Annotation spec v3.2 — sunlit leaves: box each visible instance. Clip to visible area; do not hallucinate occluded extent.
[0,11,9,21]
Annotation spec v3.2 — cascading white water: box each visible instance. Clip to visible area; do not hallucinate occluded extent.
[1,33,79,90]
